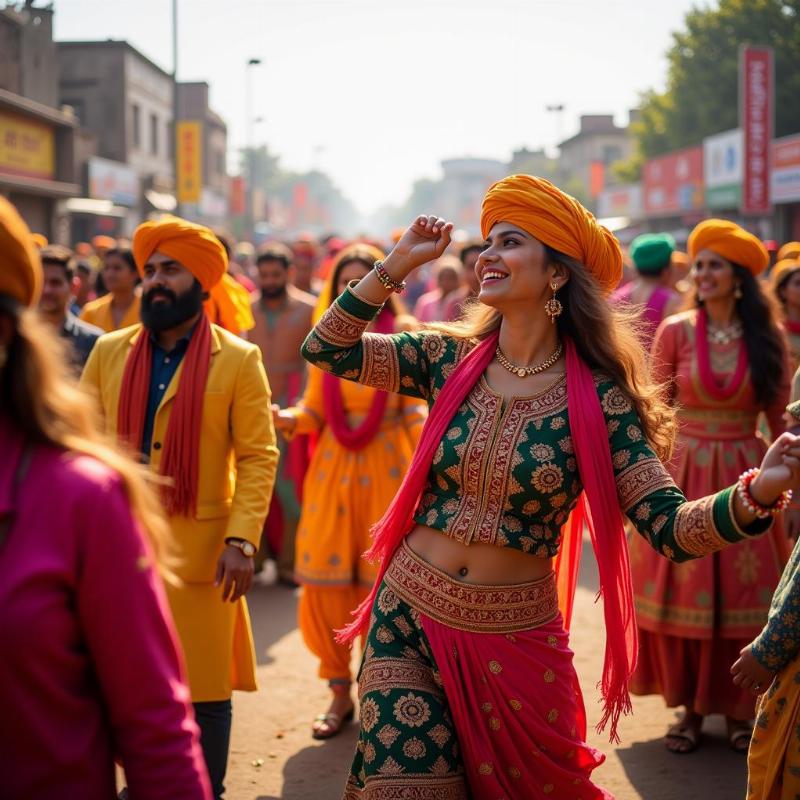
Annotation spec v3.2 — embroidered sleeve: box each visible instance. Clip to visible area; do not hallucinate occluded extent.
[751,542,800,672]
[301,284,459,400]
[599,379,773,563]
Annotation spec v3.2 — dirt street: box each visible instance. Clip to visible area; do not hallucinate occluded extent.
[227,544,748,799]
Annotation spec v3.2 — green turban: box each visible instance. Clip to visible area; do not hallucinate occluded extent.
[630,233,675,275]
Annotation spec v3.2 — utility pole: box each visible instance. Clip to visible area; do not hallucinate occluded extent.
[245,57,262,240]
[172,0,181,217]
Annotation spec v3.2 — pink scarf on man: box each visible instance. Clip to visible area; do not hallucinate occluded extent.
[338,330,637,742]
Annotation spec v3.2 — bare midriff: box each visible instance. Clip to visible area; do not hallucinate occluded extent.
[406,524,553,585]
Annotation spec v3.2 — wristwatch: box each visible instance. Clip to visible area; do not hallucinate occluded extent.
[225,537,256,558]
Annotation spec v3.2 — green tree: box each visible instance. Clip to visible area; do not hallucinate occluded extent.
[618,0,800,178]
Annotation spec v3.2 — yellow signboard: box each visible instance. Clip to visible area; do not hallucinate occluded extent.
[0,110,55,180]
[176,121,202,203]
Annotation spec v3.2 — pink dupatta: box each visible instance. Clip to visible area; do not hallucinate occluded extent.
[338,331,637,742]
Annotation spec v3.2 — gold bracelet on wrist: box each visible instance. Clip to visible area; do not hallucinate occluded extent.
[373,260,406,293]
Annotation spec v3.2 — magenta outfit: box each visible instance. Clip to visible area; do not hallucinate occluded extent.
[0,421,211,800]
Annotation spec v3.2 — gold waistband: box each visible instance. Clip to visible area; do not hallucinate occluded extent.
[384,540,559,633]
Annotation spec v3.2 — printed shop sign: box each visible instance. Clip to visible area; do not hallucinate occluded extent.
[88,156,140,207]
[771,134,800,204]
[597,183,643,220]
[703,129,743,210]
[0,110,55,180]
[643,146,704,216]
[739,45,773,215]
[176,121,202,204]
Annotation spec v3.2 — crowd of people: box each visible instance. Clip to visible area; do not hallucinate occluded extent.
[3,177,800,799]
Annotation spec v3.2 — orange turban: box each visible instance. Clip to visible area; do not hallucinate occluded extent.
[132,215,227,291]
[480,175,623,295]
[204,273,255,334]
[0,196,42,307]
[30,232,48,249]
[778,242,800,262]
[687,219,768,275]
[771,258,800,290]
[92,235,116,251]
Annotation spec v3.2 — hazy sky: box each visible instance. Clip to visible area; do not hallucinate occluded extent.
[53,0,701,214]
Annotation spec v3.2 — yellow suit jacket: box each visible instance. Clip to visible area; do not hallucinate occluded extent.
[81,322,279,700]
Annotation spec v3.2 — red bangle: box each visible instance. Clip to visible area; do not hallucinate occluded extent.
[737,468,792,519]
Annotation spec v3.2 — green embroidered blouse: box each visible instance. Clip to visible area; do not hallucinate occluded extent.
[301,286,771,562]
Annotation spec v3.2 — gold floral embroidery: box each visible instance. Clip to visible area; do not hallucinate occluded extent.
[385,542,558,633]
[403,738,427,760]
[601,385,633,416]
[531,443,556,461]
[547,708,559,723]
[420,334,448,363]
[488,717,501,730]
[315,302,369,347]
[673,496,728,556]
[376,724,401,748]
[427,724,451,748]
[478,762,494,775]
[543,669,556,683]
[616,457,674,512]
[488,660,503,674]
[377,757,405,775]
[344,774,468,799]
[359,657,443,699]
[531,463,564,494]
[360,698,381,732]
[377,588,400,614]
[393,693,432,728]
[362,333,401,393]
[509,699,523,711]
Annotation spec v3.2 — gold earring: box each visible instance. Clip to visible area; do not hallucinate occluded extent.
[544,280,563,324]
[734,285,743,300]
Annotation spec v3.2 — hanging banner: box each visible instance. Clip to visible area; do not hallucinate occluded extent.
[176,121,202,204]
[739,45,773,215]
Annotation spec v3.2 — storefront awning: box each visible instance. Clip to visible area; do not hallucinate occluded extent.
[64,197,127,217]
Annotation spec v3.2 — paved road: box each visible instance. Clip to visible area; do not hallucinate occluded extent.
[227,544,748,799]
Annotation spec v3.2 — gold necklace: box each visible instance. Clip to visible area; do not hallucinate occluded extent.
[706,322,743,345]
[495,342,563,378]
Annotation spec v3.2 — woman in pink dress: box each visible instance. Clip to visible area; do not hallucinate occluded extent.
[0,197,211,798]
[629,219,792,755]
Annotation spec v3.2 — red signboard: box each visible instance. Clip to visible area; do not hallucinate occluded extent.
[643,146,704,216]
[740,46,773,214]
[229,176,245,216]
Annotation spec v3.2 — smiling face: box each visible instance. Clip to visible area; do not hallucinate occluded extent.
[691,248,738,303]
[475,223,562,313]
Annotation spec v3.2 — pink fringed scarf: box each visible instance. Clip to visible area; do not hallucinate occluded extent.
[338,331,637,742]
[322,309,393,450]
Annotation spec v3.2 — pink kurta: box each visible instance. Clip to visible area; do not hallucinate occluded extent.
[629,310,791,718]
[0,421,210,800]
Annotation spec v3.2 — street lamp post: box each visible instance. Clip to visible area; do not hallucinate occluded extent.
[245,57,262,240]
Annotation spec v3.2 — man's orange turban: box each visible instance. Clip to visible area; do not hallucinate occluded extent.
[778,242,800,262]
[480,175,623,295]
[0,197,42,307]
[132,215,227,291]
[687,219,768,275]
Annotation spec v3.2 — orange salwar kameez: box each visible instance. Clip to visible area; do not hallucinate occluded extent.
[289,365,426,682]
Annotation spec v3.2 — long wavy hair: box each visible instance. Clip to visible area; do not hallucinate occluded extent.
[0,299,169,562]
[683,264,787,408]
[424,246,677,461]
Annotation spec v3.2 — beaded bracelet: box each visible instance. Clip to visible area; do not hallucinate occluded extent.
[373,260,407,293]
[737,467,792,519]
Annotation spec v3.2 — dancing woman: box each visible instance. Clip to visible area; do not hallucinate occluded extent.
[628,219,791,755]
[301,177,800,799]
[273,244,427,739]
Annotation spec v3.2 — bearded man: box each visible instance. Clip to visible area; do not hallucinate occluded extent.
[81,215,278,799]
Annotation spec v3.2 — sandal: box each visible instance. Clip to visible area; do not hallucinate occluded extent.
[665,716,703,754]
[727,720,753,754]
[311,706,355,740]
